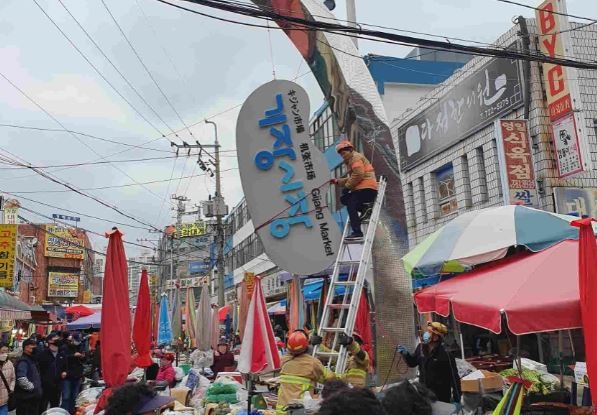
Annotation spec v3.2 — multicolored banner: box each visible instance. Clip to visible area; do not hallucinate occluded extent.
[48,272,79,298]
[44,224,85,259]
[0,225,17,289]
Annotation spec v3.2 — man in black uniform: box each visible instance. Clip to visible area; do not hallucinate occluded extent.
[398,322,461,404]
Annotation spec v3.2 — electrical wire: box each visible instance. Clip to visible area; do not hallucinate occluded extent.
[57,0,183,137]
[0,154,178,170]
[31,0,166,137]
[0,123,171,153]
[167,0,597,70]
[0,70,165,201]
[496,0,597,22]
[1,169,235,193]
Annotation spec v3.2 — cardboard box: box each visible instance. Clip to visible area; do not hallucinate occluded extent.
[574,362,588,385]
[461,370,504,393]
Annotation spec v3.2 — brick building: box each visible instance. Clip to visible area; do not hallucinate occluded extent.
[391,19,597,260]
[17,224,95,304]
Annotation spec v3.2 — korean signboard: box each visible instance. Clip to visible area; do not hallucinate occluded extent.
[165,276,208,290]
[553,187,597,217]
[176,222,206,238]
[45,225,85,259]
[536,0,590,177]
[244,272,255,300]
[48,272,79,298]
[3,200,20,225]
[236,80,341,275]
[495,119,538,206]
[397,56,523,170]
[188,261,210,275]
[0,225,16,289]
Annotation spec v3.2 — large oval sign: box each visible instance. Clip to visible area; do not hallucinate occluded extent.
[236,80,342,275]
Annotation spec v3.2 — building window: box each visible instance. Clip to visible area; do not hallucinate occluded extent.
[418,176,427,223]
[435,164,458,216]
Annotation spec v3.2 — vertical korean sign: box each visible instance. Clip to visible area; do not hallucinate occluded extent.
[495,120,538,206]
[0,225,16,288]
[244,272,255,300]
[536,0,590,177]
[236,80,341,275]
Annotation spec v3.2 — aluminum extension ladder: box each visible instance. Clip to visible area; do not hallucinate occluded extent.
[312,176,387,375]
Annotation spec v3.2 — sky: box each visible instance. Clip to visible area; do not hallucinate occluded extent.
[0,0,594,258]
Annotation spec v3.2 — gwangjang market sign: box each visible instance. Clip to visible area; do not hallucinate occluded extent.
[236,80,342,275]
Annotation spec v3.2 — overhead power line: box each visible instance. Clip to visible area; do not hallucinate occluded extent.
[496,0,597,22]
[31,0,166,137]
[0,154,178,169]
[165,0,597,70]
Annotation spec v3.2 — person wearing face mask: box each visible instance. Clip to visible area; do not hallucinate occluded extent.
[59,334,85,414]
[397,322,461,404]
[38,333,65,412]
[0,343,15,415]
[14,338,42,415]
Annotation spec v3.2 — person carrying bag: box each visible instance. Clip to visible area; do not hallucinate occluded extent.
[0,343,16,414]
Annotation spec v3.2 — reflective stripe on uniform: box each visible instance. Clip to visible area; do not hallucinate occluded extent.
[276,374,314,413]
[345,368,367,378]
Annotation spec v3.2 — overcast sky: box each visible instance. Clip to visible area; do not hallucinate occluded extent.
[0,0,593,258]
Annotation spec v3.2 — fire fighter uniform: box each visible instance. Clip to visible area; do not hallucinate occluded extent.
[342,334,370,387]
[276,331,334,414]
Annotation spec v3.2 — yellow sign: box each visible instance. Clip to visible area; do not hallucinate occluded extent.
[176,222,206,238]
[48,272,79,298]
[0,225,16,289]
[244,272,255,300]
[82,290,91,303]
[44,225,85,259]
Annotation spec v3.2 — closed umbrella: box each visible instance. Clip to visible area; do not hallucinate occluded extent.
[238,275,281,373]
[210,304,220,350]
[403,205,592,285]
[157,294,173,346]
[133,269,152,368]
[171,286,182,345]
[100,227,131,388]
[195,285,211,351]
[238,282,249,339]
[571,218,597,408]
[185,288,197,347]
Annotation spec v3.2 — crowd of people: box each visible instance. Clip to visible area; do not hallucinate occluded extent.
[0,330,100,415]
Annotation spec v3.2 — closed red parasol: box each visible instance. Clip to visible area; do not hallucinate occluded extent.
[133,269,152,368]
[571,218,597,408]
[100,228,131,387]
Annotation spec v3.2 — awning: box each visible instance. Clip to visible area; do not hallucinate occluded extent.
[267,301,286,315]
[414,239,582,335]
[67,311,101,330]
[0,291,34,320]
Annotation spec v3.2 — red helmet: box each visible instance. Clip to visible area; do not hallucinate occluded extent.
[335,140,354,154]
[287,331,309,355]
[352,331,363,344]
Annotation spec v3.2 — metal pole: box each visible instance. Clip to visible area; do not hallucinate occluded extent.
[346,0,358,50]
[206,120,225,307]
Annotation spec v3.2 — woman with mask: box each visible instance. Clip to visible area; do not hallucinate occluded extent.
[211,340,235,377]
[397,322,461,404]
[0,343,15,415]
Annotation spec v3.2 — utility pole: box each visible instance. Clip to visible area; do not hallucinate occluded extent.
[170,122,228,306]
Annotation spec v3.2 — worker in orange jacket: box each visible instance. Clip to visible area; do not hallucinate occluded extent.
[276,331,334,413]
[331,140,378,239]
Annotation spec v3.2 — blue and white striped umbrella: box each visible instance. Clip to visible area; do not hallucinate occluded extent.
[403,205,593,284]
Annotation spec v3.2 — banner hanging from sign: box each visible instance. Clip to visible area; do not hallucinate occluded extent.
[0,225,16,289]
[397,56,523,170]
[44,225,86,260]
[236,80,342,275]
[48,272,79,298]
[535,0,590,177]
[495,119,538,206]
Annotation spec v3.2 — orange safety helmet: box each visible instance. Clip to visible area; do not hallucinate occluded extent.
[352,331,363,344]
[287,331,309,355]
[335,140,354,154]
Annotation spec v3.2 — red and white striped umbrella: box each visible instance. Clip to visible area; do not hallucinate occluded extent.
[237,276,281,374]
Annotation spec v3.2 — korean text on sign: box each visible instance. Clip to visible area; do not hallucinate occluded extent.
[254,93,313,239]
[0,225,16,288]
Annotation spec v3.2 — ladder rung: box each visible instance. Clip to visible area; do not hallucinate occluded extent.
[320,327,347,332]
[332,281,355,286]
[327,303,350,309]
[337,260,361,265]
[343,238,364,244]
[315,351,340,357]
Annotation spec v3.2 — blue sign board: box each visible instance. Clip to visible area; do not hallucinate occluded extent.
[188,261,210,275]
